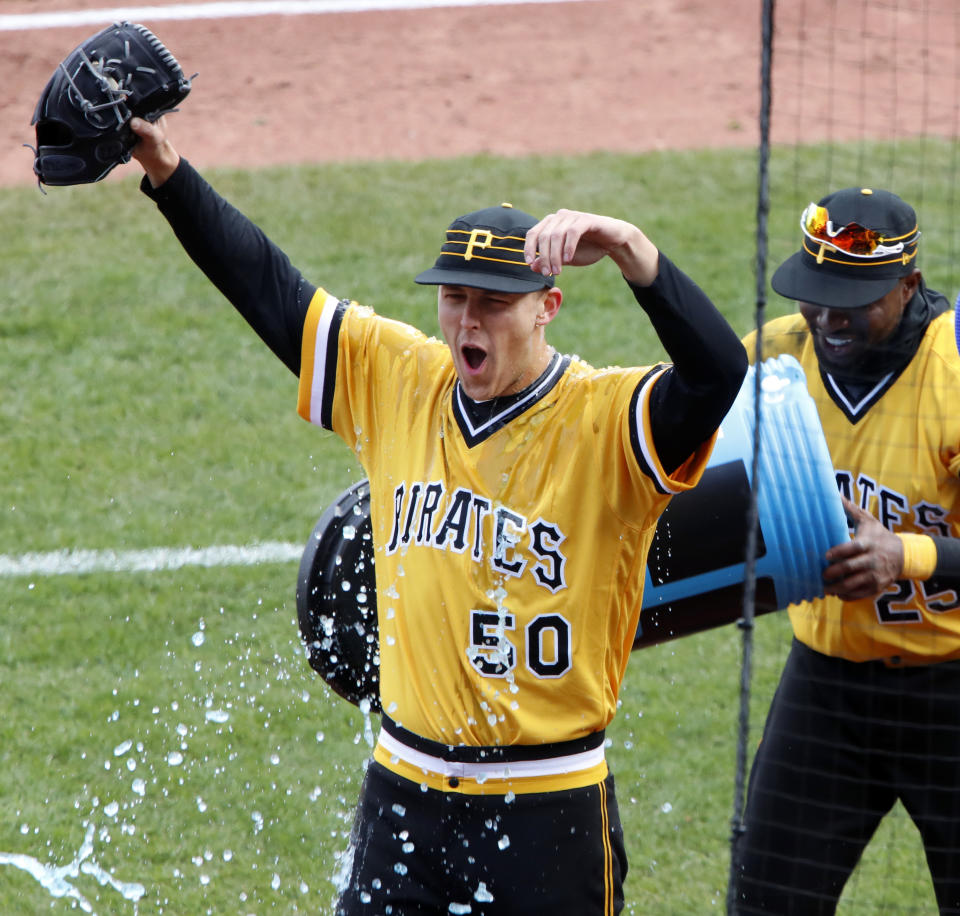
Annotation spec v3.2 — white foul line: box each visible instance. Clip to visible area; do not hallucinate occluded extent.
[0,0,598,31]
[0,542,303,577]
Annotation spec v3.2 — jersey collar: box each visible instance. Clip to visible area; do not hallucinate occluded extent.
[453,352,570,446]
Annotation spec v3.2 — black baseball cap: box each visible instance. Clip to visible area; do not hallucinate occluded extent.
[771,187,920,309]
[415,203,554,293]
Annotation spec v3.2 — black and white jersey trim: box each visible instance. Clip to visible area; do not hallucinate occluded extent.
[319,299,350,429]
[629,366,675,494]
[822,368,896,423]
[453,352,570,447]
[302,294,349,431]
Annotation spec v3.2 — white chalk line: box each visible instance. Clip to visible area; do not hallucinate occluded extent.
[0,542,303,577]
[0,0,598,31]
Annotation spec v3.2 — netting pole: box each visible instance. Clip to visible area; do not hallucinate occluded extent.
[726,0,775,912]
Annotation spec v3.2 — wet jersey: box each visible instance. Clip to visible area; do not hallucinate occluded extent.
[299,290,714,788]
[140,159,746,796]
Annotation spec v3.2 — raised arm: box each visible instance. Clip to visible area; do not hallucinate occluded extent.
[524,208,660,286]
[130,117,314,375]
[130,116,180,188]
[525,209,747,473]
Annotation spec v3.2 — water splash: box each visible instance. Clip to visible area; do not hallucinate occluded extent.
[358,697,376,748]
[0,822,145,914]
[9,593,372,914]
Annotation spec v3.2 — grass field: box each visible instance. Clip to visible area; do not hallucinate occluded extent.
[1,144,953,914]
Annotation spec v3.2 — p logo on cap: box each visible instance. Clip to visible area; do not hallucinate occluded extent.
[464,229,494,261]
[414,203,554,294]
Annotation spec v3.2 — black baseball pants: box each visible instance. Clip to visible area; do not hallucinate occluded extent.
[733,639,960,915]
[335,761,626,915]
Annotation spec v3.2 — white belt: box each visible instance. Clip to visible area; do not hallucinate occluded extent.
[377,729,606,781]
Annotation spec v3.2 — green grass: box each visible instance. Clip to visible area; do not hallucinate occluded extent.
[0,143,953,913]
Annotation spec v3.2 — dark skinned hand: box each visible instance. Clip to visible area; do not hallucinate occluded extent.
[823,497,905,601]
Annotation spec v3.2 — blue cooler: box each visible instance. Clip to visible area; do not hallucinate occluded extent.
[636,353,850,648]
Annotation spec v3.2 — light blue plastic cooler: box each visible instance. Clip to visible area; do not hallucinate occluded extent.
[636,353,850,647]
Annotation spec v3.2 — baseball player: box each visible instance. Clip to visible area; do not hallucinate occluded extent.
[128,116,747,915]
[733,188,960,914]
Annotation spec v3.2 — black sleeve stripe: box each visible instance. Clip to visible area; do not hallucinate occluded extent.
[629,366,672,495]
[319,298,349,430]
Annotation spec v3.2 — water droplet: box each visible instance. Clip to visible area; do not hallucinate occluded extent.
[474,882,494,903]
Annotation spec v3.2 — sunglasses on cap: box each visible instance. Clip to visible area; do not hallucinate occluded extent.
[800,202,919,261]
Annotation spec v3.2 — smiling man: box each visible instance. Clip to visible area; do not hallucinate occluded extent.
[734,188,960,914]
[126,113,748,914]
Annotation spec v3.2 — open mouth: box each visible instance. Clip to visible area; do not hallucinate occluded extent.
[820,333,862,356]
[815,332,862,368]
[462,345,487,371]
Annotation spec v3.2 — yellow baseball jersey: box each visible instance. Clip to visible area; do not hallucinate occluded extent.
[743,310,960,664]
[298,289,714,791]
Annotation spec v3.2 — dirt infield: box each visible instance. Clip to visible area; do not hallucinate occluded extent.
[9,0,956,191]
[2,0,763,188]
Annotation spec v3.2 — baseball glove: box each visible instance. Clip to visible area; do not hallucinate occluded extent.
[30,21,192,187]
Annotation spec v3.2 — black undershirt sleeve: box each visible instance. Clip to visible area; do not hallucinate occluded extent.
[628,254,748,474]
[931,535,960,584]
[140,159,313,376]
